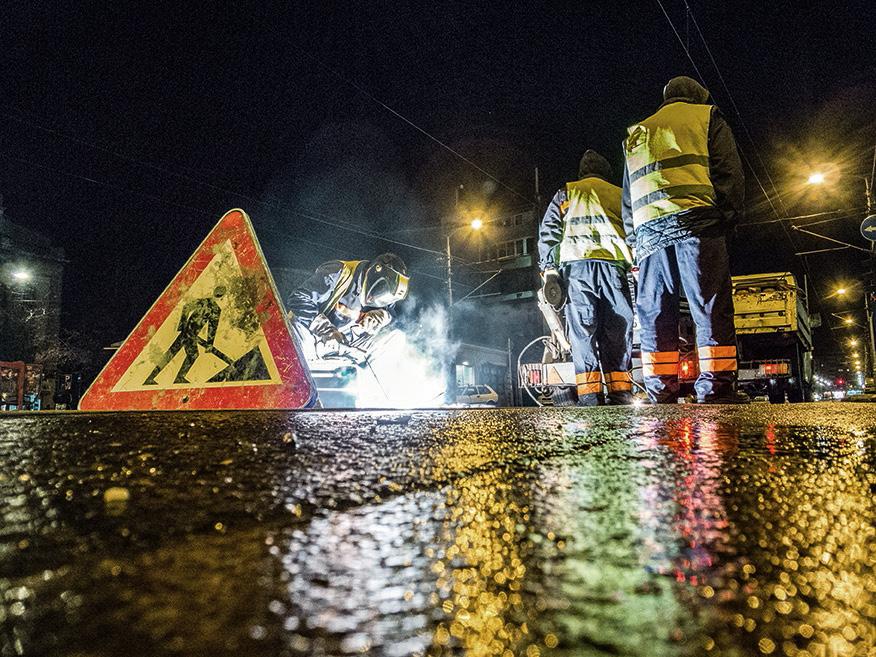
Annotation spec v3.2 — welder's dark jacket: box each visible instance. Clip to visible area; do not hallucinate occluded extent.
[287,260,373,332]
[621,99,744,261]
[538,176,632,270]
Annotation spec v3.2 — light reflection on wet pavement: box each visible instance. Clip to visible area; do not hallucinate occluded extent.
[1,404,874,656]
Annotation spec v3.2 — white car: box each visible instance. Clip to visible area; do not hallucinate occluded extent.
[456,384,498,406]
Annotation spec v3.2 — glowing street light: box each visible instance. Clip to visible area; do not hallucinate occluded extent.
[849,338,859,346]
[470,218,483,230]
[807,172,826,185]
[844,317,854,325]
[12,269,31,281]
[835,287,847,296]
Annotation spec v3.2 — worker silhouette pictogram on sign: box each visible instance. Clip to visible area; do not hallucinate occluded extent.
[144,286,229,385]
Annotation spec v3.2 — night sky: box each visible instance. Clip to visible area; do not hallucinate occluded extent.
[2,1,874,368]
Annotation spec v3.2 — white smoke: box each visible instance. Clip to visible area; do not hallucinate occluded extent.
[355,301,456,408]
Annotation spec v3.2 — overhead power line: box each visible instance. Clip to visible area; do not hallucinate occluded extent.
[0,108,463,261]
[0,151,213,217]
[680,0,789,217]
[654,0,783,222]
[313,62,534,204]
[653,0,845,350]
[738,207,867,227]
[238,3,532,204]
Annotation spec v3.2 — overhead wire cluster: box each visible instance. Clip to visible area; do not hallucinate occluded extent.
[653,0,859,354]
[0,106,500,290]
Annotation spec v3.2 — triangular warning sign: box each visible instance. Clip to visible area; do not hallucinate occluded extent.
[79,209,317,410]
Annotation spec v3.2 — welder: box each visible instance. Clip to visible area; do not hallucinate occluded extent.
[538,149,635,406]
[287,254,409,358]
[622,76,745,403]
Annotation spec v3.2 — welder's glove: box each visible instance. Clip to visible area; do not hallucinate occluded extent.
[360,308,391,334]
[309,314,348,346]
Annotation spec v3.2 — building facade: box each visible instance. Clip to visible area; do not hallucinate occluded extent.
[449,206,546,405]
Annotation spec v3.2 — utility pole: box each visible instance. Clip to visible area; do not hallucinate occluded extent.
[865,292,876,385]
[445,234,453,307]
[444,185,464,404]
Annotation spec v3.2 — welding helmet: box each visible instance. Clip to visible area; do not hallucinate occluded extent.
[362,253,409,307]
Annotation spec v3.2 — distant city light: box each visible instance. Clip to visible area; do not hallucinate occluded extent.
[807,172,826,185]
[12,269,31,281]
[470,218,484,230]
[844,318,854,325]
[836,287,847,295]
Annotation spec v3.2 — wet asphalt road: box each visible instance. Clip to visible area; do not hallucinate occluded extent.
[1,404,874,657]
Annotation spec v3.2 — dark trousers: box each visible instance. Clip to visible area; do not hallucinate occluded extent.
[637,235,737,402]
[563,260,634,400]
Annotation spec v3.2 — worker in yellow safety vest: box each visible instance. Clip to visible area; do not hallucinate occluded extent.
[622,76,745,403]
[538,150,635,406]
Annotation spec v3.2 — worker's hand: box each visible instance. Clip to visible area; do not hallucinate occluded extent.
[309,314,349,346]
[322,326,349,346]
[360,309,391,334]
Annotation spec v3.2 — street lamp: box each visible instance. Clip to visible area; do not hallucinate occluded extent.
[807,172,826,185]
[11,269,31,282]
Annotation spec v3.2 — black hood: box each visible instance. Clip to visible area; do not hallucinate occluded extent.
[662,76,710,105]
[578,149,612,180]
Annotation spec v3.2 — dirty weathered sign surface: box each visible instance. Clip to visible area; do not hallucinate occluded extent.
[79,209,316,410]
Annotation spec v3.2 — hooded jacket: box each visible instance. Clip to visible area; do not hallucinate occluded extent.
[621,77,745,261]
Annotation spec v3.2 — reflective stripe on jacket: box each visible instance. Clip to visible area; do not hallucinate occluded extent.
[624,102,716,230]
[558,177,631,265]
[322,260,363,315]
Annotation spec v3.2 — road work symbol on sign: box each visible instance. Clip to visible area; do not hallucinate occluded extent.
[79,209,317,411]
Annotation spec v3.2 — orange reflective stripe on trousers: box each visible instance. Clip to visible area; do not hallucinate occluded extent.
[576,371,601,395]
[697,345,737,372]
[605,371,632,391]
[641,351,679,377]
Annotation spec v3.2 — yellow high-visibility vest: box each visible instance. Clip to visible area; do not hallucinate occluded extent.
[624,102,717,229]
[559,177,632,265]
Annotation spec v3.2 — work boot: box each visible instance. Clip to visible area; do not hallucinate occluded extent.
[576,393,601,407]
[607,391,634,406]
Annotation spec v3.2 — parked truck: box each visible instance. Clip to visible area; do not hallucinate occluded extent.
[518,271,814,404]
[732,272,814,403]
